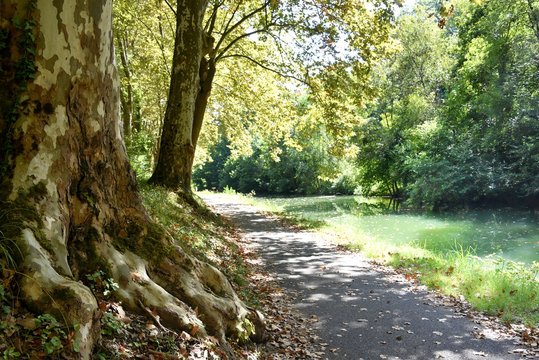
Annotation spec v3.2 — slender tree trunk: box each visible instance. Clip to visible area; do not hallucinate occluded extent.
[0,1,264,358]
[149,0,210,193]
[193,58,216,149]
[117,33,134,141]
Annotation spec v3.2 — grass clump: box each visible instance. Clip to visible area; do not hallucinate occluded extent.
[388,249,539,326]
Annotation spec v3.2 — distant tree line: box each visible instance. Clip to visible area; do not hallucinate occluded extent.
[193,132,358,195]
[194,0,539,210]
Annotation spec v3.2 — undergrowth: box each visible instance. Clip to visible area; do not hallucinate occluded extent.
[139,183,259,306]
[0,283,78,358]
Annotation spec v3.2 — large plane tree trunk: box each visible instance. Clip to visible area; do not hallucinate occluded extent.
[0,1,263,358]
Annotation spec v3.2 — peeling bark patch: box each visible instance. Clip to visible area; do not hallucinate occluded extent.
[52,0,64,16]
[37,1,68,73]
[87,0,104,26]
[44,105,67,148]
[96,0,111,71]
[40,54,59,74]
[35,0,97,93]
[97,100,104,117]
[27,151,53,183]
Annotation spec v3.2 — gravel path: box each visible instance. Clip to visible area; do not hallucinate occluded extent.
[202,194,528,360]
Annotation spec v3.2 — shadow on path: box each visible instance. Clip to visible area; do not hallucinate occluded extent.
[203,195,524,360]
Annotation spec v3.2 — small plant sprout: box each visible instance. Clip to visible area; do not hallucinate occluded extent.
[85,270,119,298]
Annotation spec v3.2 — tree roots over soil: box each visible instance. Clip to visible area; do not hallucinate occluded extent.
[24,223,264,358]
[3,189,265,359]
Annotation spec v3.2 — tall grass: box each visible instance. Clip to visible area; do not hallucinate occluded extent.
[388,248,539,325]
[0,206,27,272]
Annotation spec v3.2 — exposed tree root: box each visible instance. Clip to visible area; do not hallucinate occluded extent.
[15,222,266,359]
[17,228,99,359]
[151,246,264,340]
[96,243,207,337]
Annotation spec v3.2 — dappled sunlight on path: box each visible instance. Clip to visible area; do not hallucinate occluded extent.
[202,194,525,360]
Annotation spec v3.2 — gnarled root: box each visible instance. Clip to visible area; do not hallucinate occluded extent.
[150,245,267,344]
[96,243,207,337]
[15,216,265,359]
[18,229,99,359]
[96,239,267,349]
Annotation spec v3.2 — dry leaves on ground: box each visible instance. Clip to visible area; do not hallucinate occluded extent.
[230,231,328,360]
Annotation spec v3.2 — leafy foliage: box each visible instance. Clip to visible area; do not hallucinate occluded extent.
[85,271,119,299]
[0,284,77,358]
[116,0,539,209]
[194,123,359,196]
[404,0,539,208]
[339,0,539,208]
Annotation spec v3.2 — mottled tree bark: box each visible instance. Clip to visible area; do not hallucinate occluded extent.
[0,1,264,358]
[193,57,216,150]
[149,0,280,193]
[149,0,213,193]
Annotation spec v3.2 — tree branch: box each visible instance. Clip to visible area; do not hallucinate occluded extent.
[215,0,271,53]
[217,0,243,41]
[158,15,172,76]
[126,8,171,76]
[205,1,222,35]
[216,28,272,61]
[219,53,308,85]
[163,0,176,16]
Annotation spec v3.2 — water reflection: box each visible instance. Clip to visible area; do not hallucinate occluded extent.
[262,196,539,264]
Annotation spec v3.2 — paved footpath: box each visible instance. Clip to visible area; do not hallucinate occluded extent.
[202,194,529,360]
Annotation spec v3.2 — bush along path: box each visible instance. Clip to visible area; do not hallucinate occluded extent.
[202,193,538,360]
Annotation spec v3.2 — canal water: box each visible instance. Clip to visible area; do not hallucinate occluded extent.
[257,196,539,264]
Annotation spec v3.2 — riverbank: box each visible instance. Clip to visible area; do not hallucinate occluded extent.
[225,193,539,329]
[202,193,536,359]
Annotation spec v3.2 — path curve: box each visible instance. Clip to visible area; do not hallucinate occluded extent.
[202,194,526,360]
